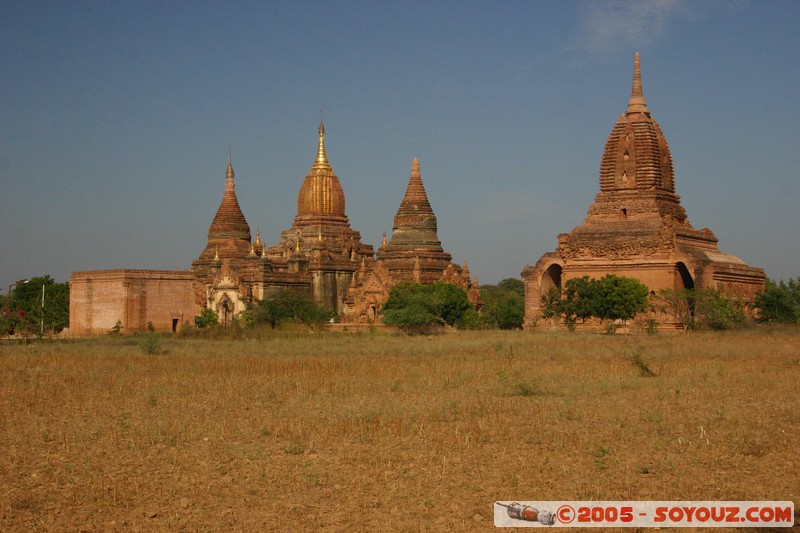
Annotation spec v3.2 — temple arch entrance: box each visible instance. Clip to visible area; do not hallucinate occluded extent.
[218,295,233,325]
[675,262,695,318]
[676,262,694,290]
[541,263,563,295]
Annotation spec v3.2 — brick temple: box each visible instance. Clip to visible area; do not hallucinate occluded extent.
[521,54,765,330]
[70,122,476,334]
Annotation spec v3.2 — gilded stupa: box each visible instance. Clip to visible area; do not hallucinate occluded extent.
[522,53,765,329]
[266,121,374,312]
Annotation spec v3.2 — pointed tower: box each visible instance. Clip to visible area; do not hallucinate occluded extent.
[197,156,252,261]
[377,159,452,282]
[341,158,481,323]
[267,120,374,313]
[522,53,765,330]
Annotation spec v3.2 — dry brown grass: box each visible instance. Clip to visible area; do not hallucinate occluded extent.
[1,328,798,531]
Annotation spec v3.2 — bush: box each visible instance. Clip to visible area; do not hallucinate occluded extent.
[541,275,649,329]
[195,308,219,328]
[754,278,800,324]
[381,282,472,334]
[138,333,163,354]
[695,289,746,330]
[254,290,334,329]
[479,279,524,330]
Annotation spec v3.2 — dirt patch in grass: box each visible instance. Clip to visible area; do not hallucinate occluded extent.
[1,329,798,530]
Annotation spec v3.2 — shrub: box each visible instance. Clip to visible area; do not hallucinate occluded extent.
[195,308,220,328]
[694,289,746,330]
[754,278,800,324]
[138,333,162,355]
[381,282,472,334]
[254,290,334,329]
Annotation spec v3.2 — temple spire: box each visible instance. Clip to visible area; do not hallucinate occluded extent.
[626,52,650,115]
[313,120,330,170]
[226,151,235,191]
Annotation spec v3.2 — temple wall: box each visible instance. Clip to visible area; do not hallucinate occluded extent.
[69,270,195,336]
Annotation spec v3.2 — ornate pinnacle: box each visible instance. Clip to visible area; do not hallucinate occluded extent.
[225,153,235,191]
[313,120,330,170]
[627,52,650,115]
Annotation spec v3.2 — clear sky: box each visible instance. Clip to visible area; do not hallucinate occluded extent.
[1,0,798,293]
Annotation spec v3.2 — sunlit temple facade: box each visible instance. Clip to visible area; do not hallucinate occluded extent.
[70,122,477,334]
[521,54,765,330]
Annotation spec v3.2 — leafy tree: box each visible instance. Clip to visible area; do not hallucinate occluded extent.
[381,282,472,334]
[592,275,649,324]
[540,275,649,331]
[254,290,334,329]
[195,307,219,328]
[559,276,599,326]
[5,276,69,335]
[694,289,746,330]
[754,278,800,324]
[479,279,524,329]
[497,278,525,297]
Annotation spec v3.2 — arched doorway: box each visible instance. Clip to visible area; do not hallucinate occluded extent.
[541,263,563,294]
[219,295,233,325]
[675,262,695,318]
[676,262,694,290]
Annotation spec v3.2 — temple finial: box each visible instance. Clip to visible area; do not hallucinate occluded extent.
[226,150,234,183]
[314,118,329,169]
[627,52,649,115]
[411,158,421,178]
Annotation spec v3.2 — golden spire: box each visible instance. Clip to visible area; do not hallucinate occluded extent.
[313,120,330,170]
[255,230,261,245]
[627,52,650,115]
[381,230,387,246]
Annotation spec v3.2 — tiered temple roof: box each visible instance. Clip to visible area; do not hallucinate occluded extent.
[197,156,252,261]
[376,159,452,282]
[522,53,765,330]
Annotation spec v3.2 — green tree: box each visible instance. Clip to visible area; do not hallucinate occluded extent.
[7,276,69,335]
[381,282,472,334]
[694,289,746,330]
[497,278,525,297]
[540,275,649,331]
[754,278,800,324]
[593,275,649,325]
[254,290,334,329]
[559,276,599,326]
[480,279,525,329]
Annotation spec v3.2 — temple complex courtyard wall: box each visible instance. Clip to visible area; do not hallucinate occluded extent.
[69,270,195,335]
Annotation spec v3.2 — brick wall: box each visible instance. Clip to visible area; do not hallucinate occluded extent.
[69,270,196,336]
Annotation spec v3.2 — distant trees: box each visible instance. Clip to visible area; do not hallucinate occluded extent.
[479,278,525,330]
[254,290,334,329]
[381,282,472,334]
[1,276,69,336]
[754,278,800,325]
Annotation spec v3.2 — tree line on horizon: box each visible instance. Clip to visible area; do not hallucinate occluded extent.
[2,274,799,337]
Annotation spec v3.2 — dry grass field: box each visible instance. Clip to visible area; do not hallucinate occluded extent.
[1,328,798,531]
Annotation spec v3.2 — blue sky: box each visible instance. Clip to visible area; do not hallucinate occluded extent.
[1,0,798,292]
